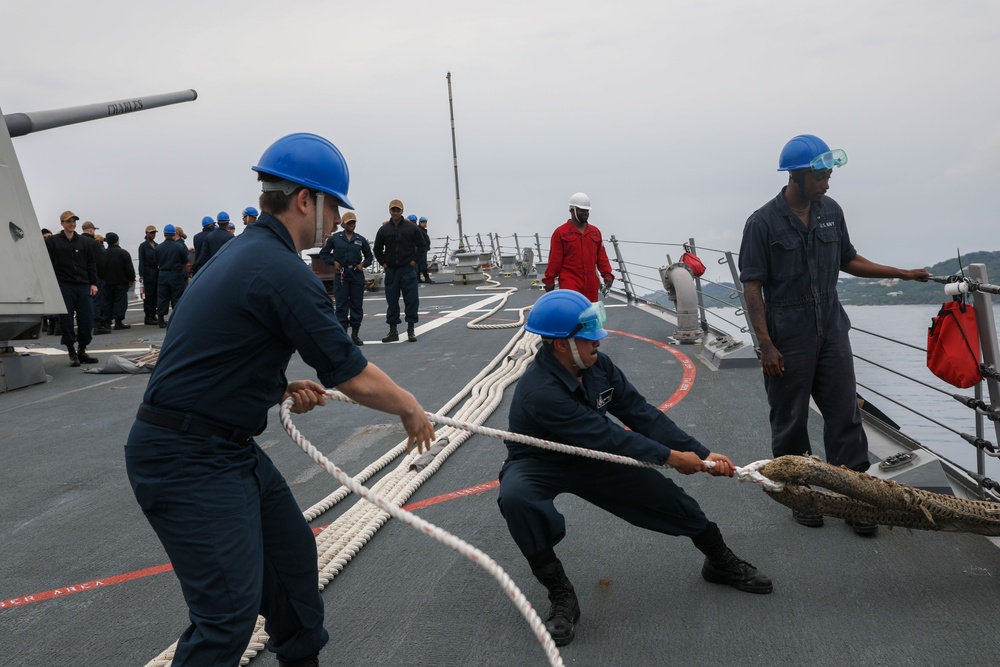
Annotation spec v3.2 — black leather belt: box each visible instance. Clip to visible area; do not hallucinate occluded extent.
[136,404,253,444]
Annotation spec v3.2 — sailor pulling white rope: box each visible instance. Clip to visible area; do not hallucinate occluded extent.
[279,393,566,667]
[278,389,728,667]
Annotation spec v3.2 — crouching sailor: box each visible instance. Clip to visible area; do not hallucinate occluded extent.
[497,290,772,647]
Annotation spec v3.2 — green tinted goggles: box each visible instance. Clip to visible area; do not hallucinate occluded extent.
[571,301,608,340]
[810,149,848,171]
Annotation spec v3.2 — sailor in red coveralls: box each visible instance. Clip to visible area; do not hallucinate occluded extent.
[542,192,615,301]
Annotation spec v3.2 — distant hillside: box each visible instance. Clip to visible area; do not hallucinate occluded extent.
[838,250,1000,305]
[643,250,1000,307]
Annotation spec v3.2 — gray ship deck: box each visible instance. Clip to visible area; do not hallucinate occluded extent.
[3,275,999,667]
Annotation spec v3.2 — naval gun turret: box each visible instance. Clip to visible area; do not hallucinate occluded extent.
[0,89,197,391]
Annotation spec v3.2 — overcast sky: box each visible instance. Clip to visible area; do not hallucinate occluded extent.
[4,0,998,284]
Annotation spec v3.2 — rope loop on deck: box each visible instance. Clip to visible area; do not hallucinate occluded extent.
[466,273,530,329]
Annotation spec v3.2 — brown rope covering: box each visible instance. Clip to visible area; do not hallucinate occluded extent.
[760,456,1000,535]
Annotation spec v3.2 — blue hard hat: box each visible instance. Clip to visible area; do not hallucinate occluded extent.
[163,224,177,235]
[227,222,236,230]
[526,290,608,341]
[418,217,427,223]
[242,206,259,217]
[407,214,418,222]
[201,216,215,227]
[217,211,230,222]
[778,134,848,172]
[252,132,354,210]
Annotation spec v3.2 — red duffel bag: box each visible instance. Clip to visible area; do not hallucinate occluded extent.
[927,300,982,388]
[680,251,706,277]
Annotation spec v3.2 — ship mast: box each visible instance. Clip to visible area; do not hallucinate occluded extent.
[446,72,465,251]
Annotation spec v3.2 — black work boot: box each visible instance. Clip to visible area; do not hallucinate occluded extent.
[77,346,98,365]
[406,323,417,342]
[693,522,772,594]
[67,345,80,368]
[532,558,581,646]
[278,654,319,667]
[94,320,112,335]
[114,319,131,330]
[792,510,824,527]
[381,325,399,343]
[351,325,364,346]
[846,518,878,537]
[157,316,167,329]
[144,314,157,326]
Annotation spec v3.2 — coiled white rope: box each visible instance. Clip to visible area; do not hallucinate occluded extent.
[307,332,540,594]
[466,273,530,329]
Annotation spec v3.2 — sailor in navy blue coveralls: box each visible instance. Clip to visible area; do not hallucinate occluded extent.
[740,186,930,473]
[739,188,868,468]
[497,289,771,646]
[499,348,714,555]
[319,215,373,341]
[739,136,931,535]
[154,229,190,324]
[127,213,367,664]
[126,164,434,667]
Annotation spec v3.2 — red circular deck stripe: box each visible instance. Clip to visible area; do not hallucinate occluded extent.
[606,329,697,412]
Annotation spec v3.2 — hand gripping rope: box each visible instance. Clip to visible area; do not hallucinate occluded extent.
[278,390,715,666]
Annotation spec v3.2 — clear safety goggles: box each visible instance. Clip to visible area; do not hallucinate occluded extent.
[810,149,848,171]
[570,301,607,339]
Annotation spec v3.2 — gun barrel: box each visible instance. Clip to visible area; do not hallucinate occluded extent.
[4,89,198,138]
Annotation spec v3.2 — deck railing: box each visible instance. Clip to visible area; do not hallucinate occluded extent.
[605,236,752,344]
[606,244,1000,499]
[438,233,1000,499]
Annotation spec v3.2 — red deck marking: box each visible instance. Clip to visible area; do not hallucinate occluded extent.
[1,482,501,610]
[606,329,697,412]
[402,481,500,511]
[0,563,174,610]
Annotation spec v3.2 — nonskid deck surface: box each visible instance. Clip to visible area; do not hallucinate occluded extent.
[2,275,999,667]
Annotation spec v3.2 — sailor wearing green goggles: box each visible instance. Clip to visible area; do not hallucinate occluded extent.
[738,134,931,536]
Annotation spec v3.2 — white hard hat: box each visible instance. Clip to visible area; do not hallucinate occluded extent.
[568,192,591,210]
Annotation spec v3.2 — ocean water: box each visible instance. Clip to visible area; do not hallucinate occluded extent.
[704,304,1000,478]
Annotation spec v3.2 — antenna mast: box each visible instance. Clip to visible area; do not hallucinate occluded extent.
[446,72,465,251]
